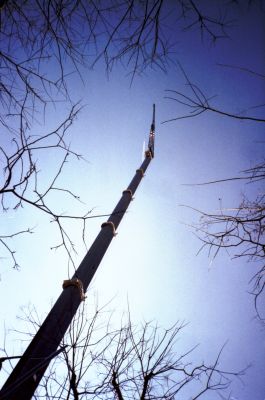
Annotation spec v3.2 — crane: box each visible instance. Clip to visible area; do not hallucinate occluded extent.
[0,105,156,400]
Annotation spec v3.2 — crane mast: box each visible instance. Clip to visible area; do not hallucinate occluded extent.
[0,105,156,400]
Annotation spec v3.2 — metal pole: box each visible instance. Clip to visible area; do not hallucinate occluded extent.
[0,105,156,400]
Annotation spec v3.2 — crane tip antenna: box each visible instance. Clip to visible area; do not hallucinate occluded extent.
[151,104,155,132]
[144,104,155,159]
[147,104,155,158]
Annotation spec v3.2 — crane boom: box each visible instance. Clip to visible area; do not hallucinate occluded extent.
[0,106,156,400]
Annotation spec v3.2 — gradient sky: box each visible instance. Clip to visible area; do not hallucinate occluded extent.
[1,2,265,399]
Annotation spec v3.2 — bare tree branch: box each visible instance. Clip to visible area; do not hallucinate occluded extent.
[184,160,265,319]
[1,1,241,269]
[163,63,265,123]
[2,304,244,399]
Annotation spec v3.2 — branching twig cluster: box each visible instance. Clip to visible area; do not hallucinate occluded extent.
[0,0,236,127]
[0,0,237,270]
[6,305,243,399]
[188,161,265,319]
[90,0,232,83]
[163,56,265,318]
[163,63,265,123]
[0,103,96,269]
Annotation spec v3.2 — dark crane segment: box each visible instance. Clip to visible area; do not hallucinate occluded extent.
[0,106,156,400]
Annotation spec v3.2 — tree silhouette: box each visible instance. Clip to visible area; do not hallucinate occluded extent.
[162,56,264,316]
[1,304,244,400]
[184,160,265,319]
[0,2,262,396]
[163,63,265,124]
[1,0,238,269]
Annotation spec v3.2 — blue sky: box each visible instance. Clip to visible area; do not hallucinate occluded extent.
[1,1,265,399]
